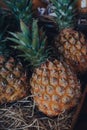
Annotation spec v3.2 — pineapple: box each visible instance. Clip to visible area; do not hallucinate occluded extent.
[4,0,33,26]
[0,9,28,104]
[50,0,87,73]
[8,19,81,117]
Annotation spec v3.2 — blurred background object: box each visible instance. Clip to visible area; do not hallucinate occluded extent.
[32,0,48,10]
[77,0,87,13]
[76,0,87,31]
[0,0,7,9]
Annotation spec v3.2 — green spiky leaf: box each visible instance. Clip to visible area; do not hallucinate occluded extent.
[8,20,51,68]
[4,0,33,25]
[20,20,30,37]
[32,20,39,51]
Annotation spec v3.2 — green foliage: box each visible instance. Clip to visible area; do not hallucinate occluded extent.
[8,20,51,68]
[4,0,33,26]
[0,8,10,56]
[50,0,77,30]
[0,9,8,40]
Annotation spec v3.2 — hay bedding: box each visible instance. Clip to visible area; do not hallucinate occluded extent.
[0,94,77,130]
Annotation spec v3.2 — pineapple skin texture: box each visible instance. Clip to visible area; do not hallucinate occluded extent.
[55,28,87,73]
[30,59,81,116]
[0,56,28,104]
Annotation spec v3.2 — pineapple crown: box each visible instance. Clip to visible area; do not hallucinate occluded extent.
[4,0,33,26]
[8,19,51,68]
[50,0,77,30]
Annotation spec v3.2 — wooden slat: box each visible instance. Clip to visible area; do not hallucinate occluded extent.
[70,86,87,130]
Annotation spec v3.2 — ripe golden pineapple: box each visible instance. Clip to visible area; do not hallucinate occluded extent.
[0,56,28,104]
[9,20,81,117]
[51,0,87,73]
[0,10,28,104]
[31,59,81,116]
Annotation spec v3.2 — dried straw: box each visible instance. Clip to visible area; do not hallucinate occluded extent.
[0,95,77,130]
